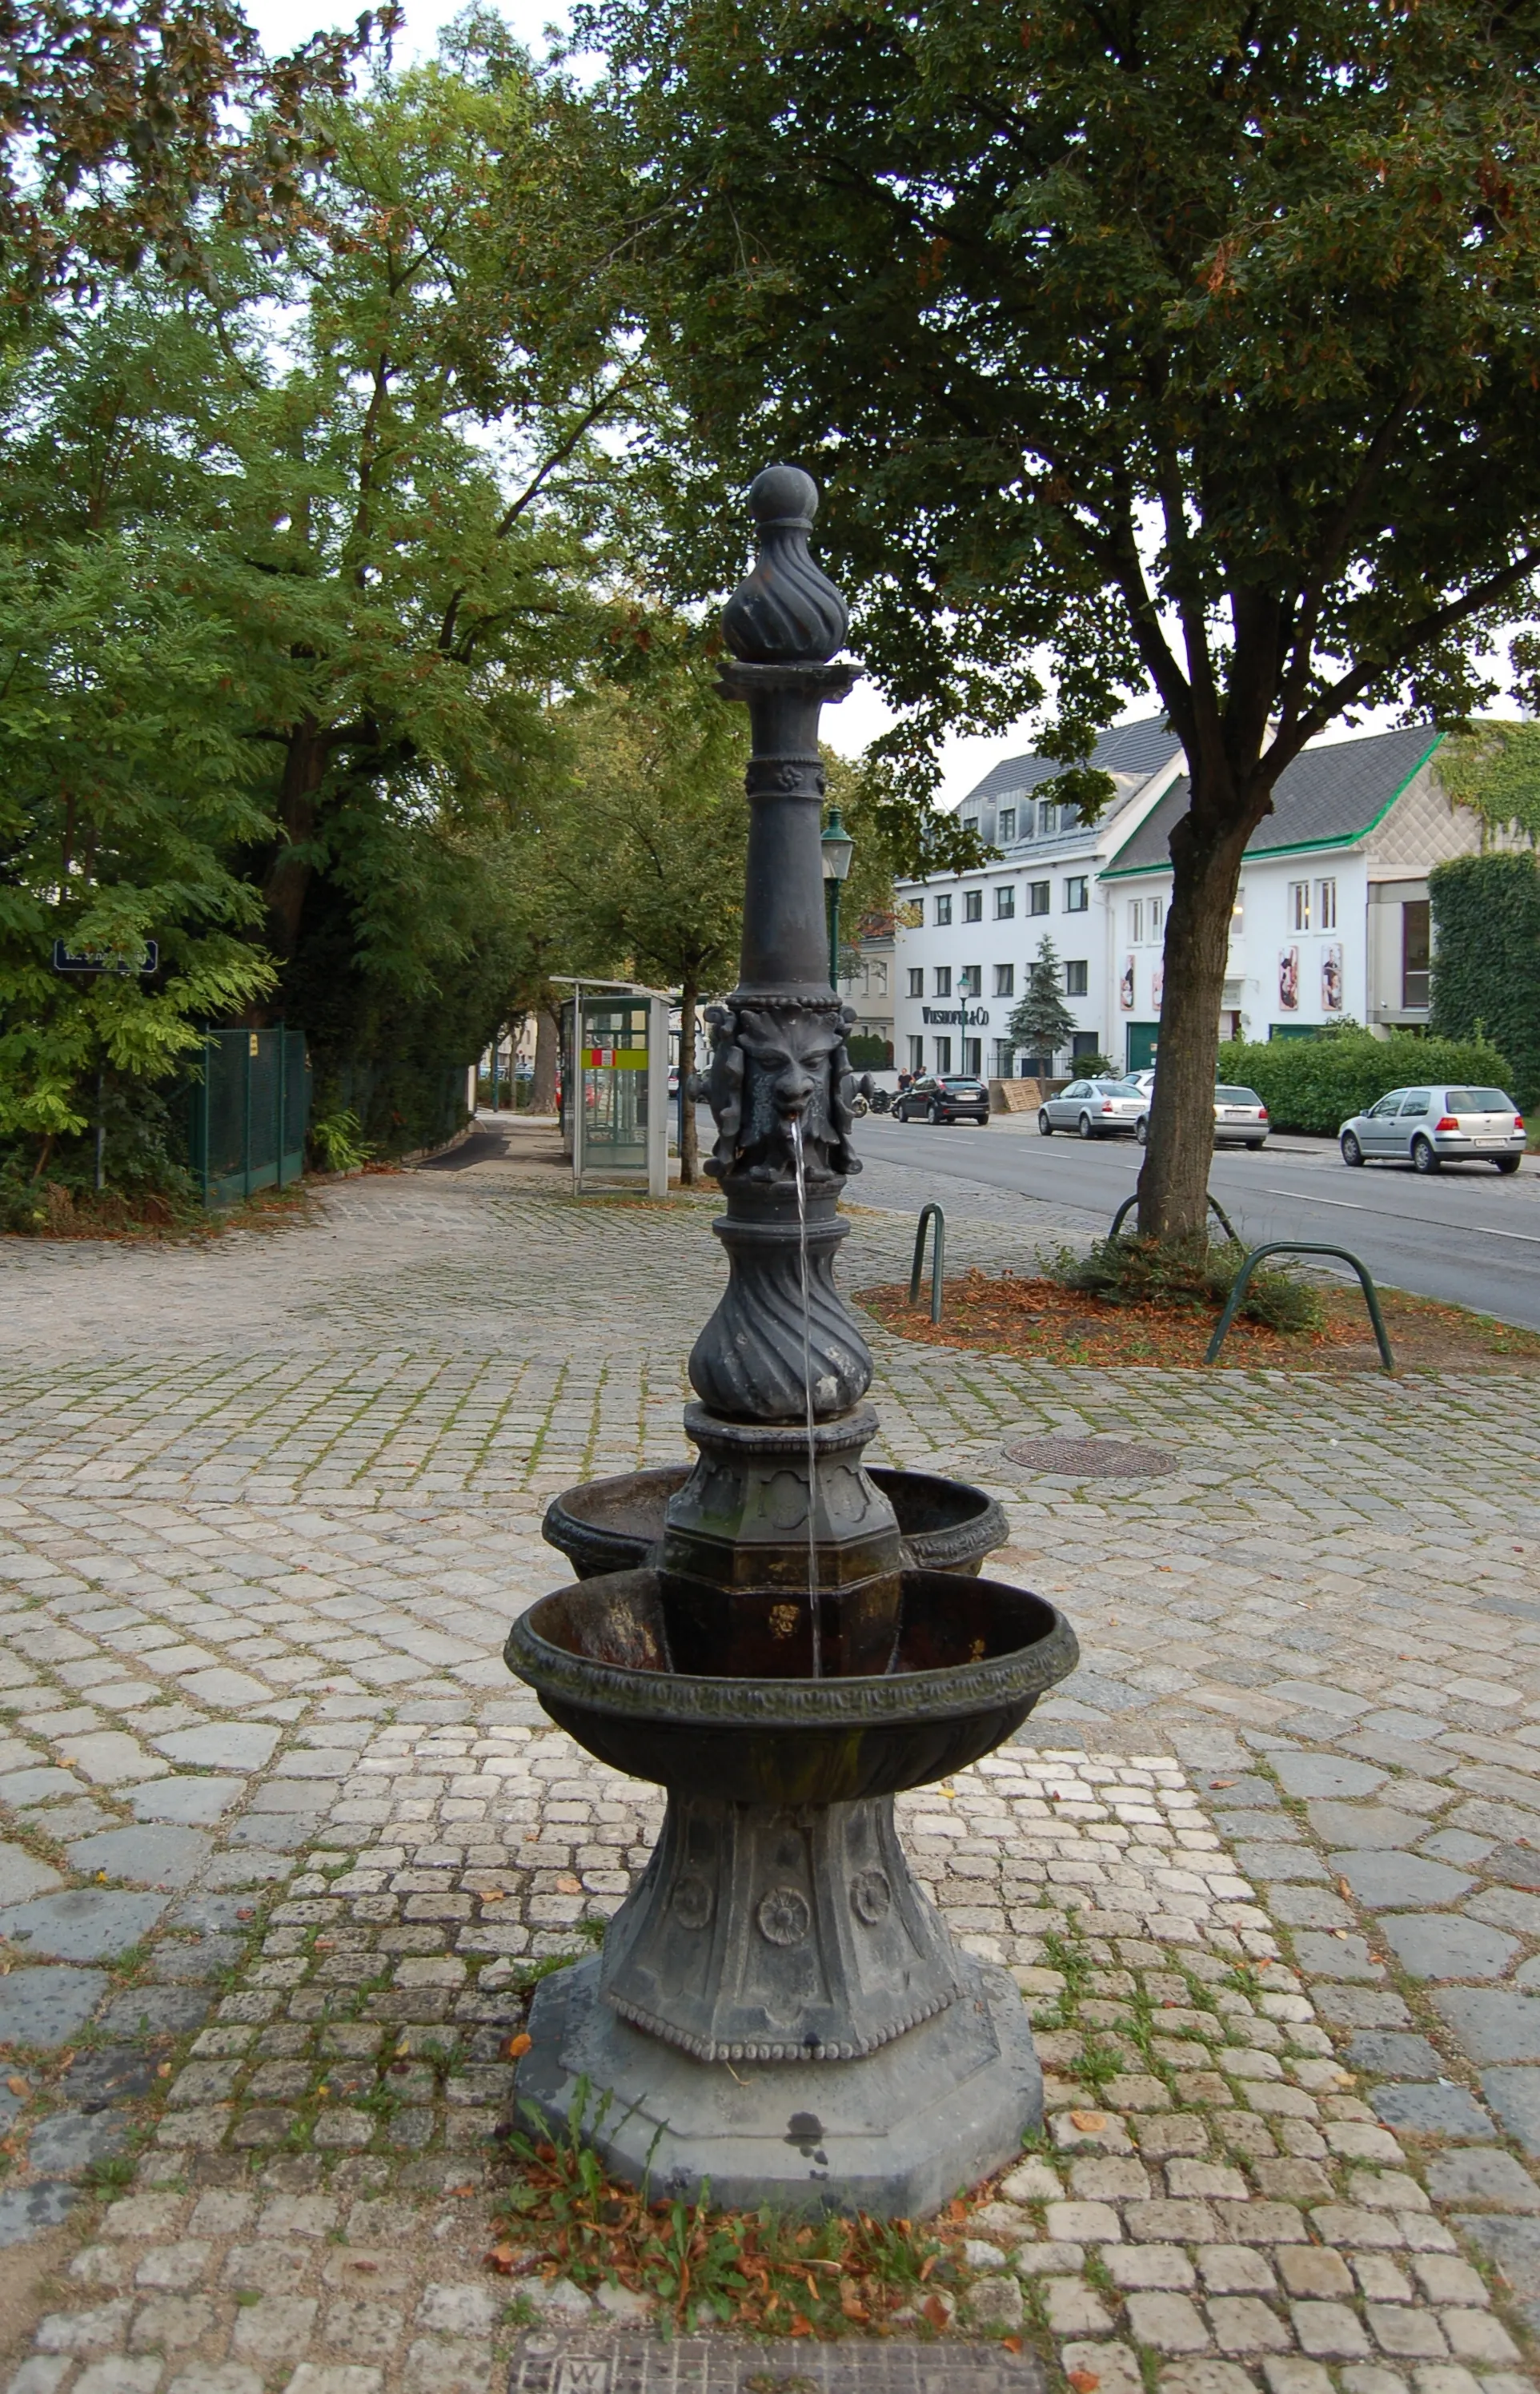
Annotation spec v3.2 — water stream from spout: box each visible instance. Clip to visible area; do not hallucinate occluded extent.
[788,1116,822,1679]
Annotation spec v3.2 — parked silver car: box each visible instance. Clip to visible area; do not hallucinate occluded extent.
[1122,1079,1270,1148]
[1339,1084,1526,1174]
[1039,1078,1147,1139]
[1209,1086,1270,1151]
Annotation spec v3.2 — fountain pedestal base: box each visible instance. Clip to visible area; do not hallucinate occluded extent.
[516,1949,1042,2218]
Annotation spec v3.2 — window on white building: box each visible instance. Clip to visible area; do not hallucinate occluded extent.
[1065,960,1089,997]
[998,808,1016,841]
[1289,881,1310,932]
[1065,877,1089,912]
[934,893,952,926]
[1151,896,1164,937]
[995,885,1016,919]
[993,1038,1015,1077]
[934,1036,952,1072]
[964,887,982,922]
[959,965,981,998]
[908,1035,924,1072]
[874,961,888,994]
[934,966,952,997]
[907,967,923,998]
[961,817,978,837]
[1029,881,1050,915]
[1317,878,1337,930]
[1129,898,1145,944]
[962,1038,981,1075]
[993,963,1014,997]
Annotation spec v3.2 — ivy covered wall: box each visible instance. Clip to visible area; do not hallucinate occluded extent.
[1430,853,1540,1112]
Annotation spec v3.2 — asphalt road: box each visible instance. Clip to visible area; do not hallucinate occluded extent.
[850,1113,1540,1330]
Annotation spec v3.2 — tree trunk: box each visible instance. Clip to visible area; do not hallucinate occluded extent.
[1135,793,1255,1242]
[678,980,699,1183]
[263,717,329,958]
[531,1005,559,1114]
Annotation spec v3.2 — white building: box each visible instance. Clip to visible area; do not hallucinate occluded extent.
[895,719,1497,1083]
[892,718,1183,1080]
[836,910,896,1062]
[1101,724,1494,1069]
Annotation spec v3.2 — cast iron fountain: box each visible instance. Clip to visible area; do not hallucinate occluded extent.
[505,466,1078,2215]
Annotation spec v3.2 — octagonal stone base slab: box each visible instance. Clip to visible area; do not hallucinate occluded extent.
[514,1950,1042,2219]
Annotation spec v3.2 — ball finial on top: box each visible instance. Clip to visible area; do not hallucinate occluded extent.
[722,463,848,665]
[746,464,820,532]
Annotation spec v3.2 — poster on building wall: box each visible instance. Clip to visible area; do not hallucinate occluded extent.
[1120,956,1135,1010]
[1151,960,1164,1012]
[1321,943,1343,1013]
[1278,946,1300,1010]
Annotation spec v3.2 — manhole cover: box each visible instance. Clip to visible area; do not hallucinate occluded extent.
[1001,1434,1177,1478]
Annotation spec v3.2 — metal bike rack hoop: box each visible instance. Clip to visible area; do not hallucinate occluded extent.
[908,1203,946,1324]
[1205,1241,1394,1373]
[1109,1189,1239,1244]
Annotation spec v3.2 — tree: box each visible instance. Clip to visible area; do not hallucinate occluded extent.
[550,654,748,1182]
[1007,939,1076,1065]
[0,0,391,301]
[0,528,278,1211]
[0,30,656,1182]
[592,0,1540,1236]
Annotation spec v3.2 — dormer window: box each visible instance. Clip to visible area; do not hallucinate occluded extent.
[999,808,1016,841]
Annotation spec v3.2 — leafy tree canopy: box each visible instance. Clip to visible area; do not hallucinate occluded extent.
[0,25,664,1198]
[588,0,1540,1232]
[0,0,393,299]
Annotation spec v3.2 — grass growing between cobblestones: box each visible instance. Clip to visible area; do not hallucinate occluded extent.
[858,1267,1540,1370]
[489,2081,998,2344]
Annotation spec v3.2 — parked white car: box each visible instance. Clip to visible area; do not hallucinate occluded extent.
[1338,1084,1526,1175]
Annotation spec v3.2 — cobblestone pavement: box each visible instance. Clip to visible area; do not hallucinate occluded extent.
[1,1130,1538,2393]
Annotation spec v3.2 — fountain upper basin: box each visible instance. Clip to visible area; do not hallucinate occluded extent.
[504,1565,1077,1808]
[542,1462,1007,1582]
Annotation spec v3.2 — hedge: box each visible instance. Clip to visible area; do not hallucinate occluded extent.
[1212,1028,1517,1135]
[1430,852,1540,1113]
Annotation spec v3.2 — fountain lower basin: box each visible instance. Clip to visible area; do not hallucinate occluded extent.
[504,1565,1077,2213]
[542,1461,1008,1584]
[504,1565,1074,1806]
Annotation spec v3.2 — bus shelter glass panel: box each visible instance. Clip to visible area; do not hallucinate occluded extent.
[580,997,650,1183]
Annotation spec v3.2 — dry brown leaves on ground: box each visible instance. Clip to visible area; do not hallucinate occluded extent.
[857,1270,1540,1372]
[487,2102,1010,2342]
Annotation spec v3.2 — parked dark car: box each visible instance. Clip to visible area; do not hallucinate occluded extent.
[894,1075,991,1125]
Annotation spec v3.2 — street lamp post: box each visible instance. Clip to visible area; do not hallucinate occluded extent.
[820,801,855,990]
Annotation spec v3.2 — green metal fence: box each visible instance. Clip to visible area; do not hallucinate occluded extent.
[186,1027,311,1207]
